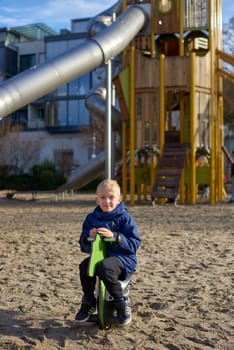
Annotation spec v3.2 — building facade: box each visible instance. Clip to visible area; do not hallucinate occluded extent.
[0,19,103,175]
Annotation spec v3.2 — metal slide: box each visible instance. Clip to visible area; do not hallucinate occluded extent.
[0,3,149,190]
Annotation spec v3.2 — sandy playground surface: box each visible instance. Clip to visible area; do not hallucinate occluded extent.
[0,191,233,350]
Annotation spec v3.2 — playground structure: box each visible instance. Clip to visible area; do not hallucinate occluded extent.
[0,0,233,204]
[115,0,234,204]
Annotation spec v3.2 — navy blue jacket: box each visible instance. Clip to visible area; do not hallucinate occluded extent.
[79,202,141,278]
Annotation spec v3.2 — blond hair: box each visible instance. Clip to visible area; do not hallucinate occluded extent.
[96,179,121,196]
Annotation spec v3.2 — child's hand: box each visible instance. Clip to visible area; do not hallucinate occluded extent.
[89,228,98,239]
[97,227,114,239]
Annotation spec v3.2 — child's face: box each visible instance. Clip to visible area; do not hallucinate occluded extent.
[96,188,121,212]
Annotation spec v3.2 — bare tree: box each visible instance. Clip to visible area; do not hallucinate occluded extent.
[0,119,12,166]
[0,124,44,173]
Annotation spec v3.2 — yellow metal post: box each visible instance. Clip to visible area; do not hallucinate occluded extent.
[217,0,224,201]
[121,121,127,201]
[218,96,224,199]
[179,92,186,203]
[129,44,135,204]
[190,52,196,204]
[209,0,215,204]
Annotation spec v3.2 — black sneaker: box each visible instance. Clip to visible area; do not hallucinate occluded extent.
[115,297,132,326]
[75,297,96,322]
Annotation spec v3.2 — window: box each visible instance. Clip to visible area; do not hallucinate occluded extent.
[5,47,18,76]
[68,100,90,126]
[19,54,36,72]
[68,100,78,125]
[46,99,90,129]
[58,101,67,126]
[57,84,67,96]
[12,109,27,128]
[184,0,208,28]
[77,99,90,126]
[38,108,45,121]
[69,73,90,96]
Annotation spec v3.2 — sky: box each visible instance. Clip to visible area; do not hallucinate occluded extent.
[0,0,116,31]
[0,0,232,32]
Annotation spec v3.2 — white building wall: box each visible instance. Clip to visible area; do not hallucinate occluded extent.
[14,40,45,54]
[37,131,90,167]
[11,131,91,173]
[14,40,45,65]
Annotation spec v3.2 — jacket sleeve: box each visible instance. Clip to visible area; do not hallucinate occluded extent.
[109,214,141,255]
[79,214,93,254]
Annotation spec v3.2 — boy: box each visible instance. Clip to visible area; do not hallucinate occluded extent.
[75,179,141,326]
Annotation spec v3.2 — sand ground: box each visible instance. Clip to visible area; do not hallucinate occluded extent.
[0,192,233,350]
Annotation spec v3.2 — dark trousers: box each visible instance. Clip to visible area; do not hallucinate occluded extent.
[79,256,125,300]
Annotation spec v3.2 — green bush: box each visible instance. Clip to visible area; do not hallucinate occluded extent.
[0,161,66,191]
